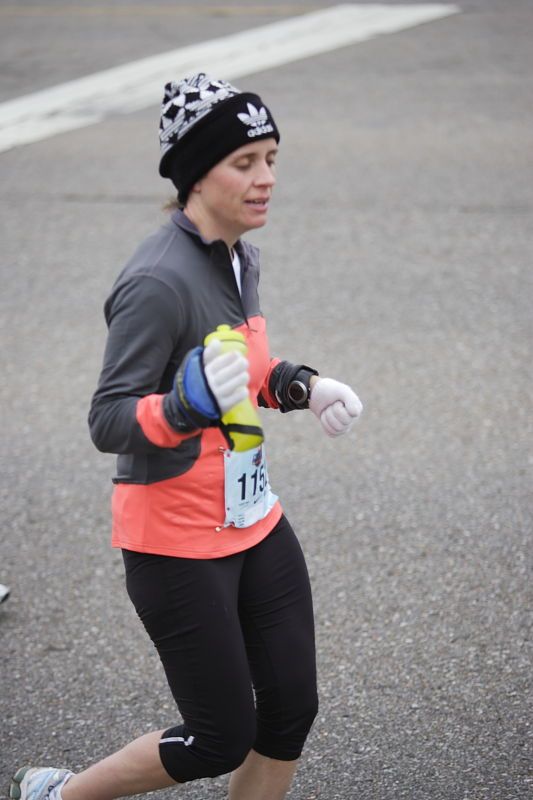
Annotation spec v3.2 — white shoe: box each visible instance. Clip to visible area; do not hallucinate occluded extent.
[9,767,73,800]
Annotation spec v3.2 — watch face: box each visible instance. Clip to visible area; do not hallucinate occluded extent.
[288,380,307,405]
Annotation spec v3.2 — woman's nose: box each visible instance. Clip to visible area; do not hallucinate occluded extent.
[254,162,276,187]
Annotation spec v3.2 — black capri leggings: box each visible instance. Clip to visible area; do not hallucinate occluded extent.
[122,515,318,783]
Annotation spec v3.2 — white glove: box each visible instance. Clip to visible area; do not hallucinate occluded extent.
[203,338,249,415]
[309,377,363,437]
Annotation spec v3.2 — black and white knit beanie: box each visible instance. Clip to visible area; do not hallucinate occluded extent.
[158,73,280,203]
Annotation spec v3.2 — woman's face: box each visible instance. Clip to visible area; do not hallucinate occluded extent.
[188,138,278,245]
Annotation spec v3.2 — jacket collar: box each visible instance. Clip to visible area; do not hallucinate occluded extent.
[171,208,227,249]
[171,208,259,269]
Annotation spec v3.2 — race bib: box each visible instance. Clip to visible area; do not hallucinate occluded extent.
[223,444,278,529]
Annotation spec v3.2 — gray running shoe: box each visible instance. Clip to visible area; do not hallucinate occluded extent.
[9,767,73,800]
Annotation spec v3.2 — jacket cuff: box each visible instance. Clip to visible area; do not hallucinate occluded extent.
[137,395,199,448]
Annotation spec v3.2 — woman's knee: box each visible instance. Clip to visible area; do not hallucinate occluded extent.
[291,682,319,741]
[302,686,319,730]
[254,682,319,761]
[159,719,256,782]
[211,735,254,775]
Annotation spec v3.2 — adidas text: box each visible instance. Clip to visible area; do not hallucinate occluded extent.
[247,123,274,138]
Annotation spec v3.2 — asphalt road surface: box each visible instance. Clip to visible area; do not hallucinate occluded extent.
[1,2,532,799]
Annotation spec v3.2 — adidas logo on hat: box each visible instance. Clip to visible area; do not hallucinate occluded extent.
[237,103,275,138]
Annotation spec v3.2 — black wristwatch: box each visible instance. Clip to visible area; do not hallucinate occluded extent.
[287,379,310,408]
[272,363,318,411]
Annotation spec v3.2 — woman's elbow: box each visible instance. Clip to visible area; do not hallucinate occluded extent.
[88,406,113,453]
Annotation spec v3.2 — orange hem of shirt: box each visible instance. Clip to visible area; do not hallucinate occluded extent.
[111,502,283,559]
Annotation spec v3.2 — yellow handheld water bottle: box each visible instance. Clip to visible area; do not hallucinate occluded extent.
[204,325,264,452]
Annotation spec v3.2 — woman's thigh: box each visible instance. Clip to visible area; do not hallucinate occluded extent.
[122,549,255,745]
[238,516,319,760]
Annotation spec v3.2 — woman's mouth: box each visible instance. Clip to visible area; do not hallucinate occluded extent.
[245,198,269,211]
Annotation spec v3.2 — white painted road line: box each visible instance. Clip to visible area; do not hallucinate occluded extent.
[0,4,460,154]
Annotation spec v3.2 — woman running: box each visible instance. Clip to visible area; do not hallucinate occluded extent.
[10,73,362,800]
